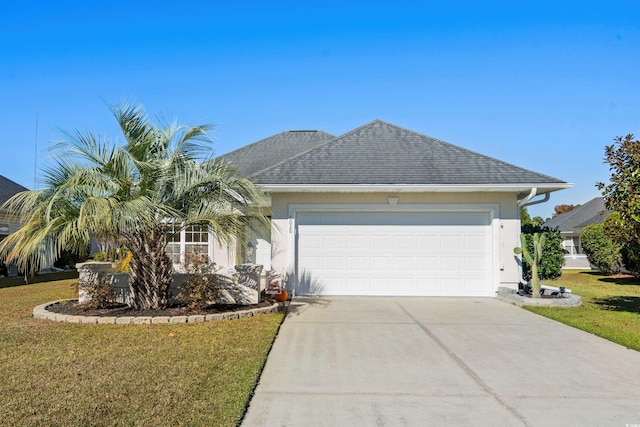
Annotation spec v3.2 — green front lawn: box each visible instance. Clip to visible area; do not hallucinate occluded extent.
[525,270,640,351]
[0,279,284,426]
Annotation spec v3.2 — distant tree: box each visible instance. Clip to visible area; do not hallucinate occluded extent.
[597,134,640,277]
[520,207,532,226]
[531,216,545,227]
[520,208,547,227]
[552,204,576,217]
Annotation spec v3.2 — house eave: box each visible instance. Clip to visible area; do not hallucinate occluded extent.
[258,183,573,194]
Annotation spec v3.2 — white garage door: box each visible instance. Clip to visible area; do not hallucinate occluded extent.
[295,211,494,297]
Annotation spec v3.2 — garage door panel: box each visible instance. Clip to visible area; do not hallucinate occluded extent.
[441,278,464,293]
[300,256,322,269]
[441,257,461,271]
[347,235,368,248]
[347,256,368,270]
[416,256,438,270]
[369,256,391,270]
[441,235,462,250]
[417,235,439,249]
[464,257,489,271]
[370,235,390,248]
[346,277,367,291]
[465,234,489,250]
[393,277,414,291]
[393,256,413,269]
[393,235,414,249]
[299,234,322,249]
[322,256,344,270]
[323,235,345,248]
[416,277,439,291]
[296,211,493,297]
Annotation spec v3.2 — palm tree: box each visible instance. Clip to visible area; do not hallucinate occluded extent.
[0,102,269,309]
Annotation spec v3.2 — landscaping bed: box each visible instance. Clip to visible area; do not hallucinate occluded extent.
[46,299,275,317]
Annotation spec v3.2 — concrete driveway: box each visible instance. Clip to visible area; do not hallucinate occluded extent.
[242,297,640,426]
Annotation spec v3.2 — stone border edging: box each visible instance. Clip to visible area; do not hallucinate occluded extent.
[496,287,582,308]
[33,300,285,325]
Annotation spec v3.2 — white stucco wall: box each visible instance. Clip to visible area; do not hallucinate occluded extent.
[269,192,522,290]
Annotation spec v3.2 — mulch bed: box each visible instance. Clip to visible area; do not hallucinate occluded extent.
[46,300,276,317]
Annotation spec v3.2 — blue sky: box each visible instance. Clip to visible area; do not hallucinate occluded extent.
[2,0,639,219]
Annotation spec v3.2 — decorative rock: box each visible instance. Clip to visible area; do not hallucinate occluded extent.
[205,313,224,321]
[33,300,284,324]
[115,317,134,324]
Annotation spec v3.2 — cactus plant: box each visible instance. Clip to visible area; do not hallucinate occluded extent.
[514,232,546,298]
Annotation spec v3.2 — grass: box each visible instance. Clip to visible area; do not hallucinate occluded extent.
[0,278,284,426]
[525,269,640,351]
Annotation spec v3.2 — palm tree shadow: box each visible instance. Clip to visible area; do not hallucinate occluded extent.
[289,268,326,296]
[592,296,640,313]
[582,271,640,286]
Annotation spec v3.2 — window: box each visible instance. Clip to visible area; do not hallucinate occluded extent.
[163,223,212,265]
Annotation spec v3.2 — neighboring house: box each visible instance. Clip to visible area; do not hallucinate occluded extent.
[215,119,570,297]
[543,197,609,255]
[0,175,28,276]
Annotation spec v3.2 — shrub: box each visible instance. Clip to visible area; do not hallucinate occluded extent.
[176,252,219,310]
[581,223,623,274]
[520,224,565,281]
[602,212,640,278]
[114,250,132,273]
[621,243,640,278]
[54,249,86,269]
[93,251,106,262]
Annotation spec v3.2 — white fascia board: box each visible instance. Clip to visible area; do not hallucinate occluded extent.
[258,183,573,194]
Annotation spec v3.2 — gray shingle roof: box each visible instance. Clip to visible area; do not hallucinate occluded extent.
[0,175,27,206]
[543,197,609,233]
[249,120,568,186]
[218,130,335,177]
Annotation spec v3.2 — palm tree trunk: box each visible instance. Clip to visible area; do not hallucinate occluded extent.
[125,226,174,310]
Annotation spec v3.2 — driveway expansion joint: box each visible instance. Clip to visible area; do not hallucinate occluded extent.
[394,300,532,427]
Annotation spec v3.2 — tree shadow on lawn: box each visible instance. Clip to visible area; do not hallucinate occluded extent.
[592,296,640,314]
[0,271,79,289]
[582,271,640,286]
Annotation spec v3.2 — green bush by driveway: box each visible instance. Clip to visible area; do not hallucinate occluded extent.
[0,279,283,426]
[525,270,640,351]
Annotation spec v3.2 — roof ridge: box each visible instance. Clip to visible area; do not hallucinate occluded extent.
[220,129,334,159]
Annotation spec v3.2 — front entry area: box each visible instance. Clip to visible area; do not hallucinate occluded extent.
[295,210,495,296]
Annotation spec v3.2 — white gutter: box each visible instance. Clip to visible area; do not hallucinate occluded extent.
[260,183,573,194]
[517,187,551,208]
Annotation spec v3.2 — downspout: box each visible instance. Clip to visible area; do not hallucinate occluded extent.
[516,188,551,286]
